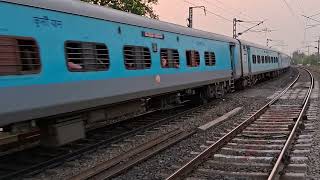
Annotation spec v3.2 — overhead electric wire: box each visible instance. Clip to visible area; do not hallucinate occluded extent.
[200,0,249,21]
[281,0,297,17]
[201,0,271,33]
[281,0,305,28]
[302,15,320,24]
[183,0,254,30]
[310,12,320,18]
[295,0,304,14]
[209,0,256,21]
[183,0,232,23]
[182,0,268,40]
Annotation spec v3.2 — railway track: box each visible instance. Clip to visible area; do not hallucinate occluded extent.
[0,100,221,179]
[166,68,314,180]
[69,129,195,180]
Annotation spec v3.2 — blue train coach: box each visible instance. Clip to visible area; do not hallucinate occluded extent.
[0,0,290,146]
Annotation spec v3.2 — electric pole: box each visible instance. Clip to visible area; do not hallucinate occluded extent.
[233,18,237,39]
[233,18,244,39]
[317,37,320,64]
[267,39,271,47]
[305,45,312,56]
[233,18,264,39]
[187,6,206,28]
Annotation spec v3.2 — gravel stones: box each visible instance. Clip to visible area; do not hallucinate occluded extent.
[305,67,320,180]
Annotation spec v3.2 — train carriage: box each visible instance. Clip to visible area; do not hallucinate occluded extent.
[236,40,288,86]
[0,0,290,146]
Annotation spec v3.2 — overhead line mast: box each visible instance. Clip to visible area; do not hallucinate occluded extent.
[187,6,206,28]
[233,18,265,39]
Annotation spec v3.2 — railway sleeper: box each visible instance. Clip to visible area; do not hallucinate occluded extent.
[195,168,269,180]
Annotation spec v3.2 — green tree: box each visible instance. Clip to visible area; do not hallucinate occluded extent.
[81,0,159,19]
[292,50,320,65]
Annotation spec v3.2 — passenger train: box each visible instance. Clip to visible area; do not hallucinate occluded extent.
[0,0,291,146]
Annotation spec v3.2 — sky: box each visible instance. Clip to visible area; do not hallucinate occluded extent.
[154,0,320,55]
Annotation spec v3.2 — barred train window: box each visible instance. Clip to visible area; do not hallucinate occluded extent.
[257,55,261,64]
[265,56,268,63]
[0,37,40,75]
[124,46,151,70]
[271,57,274,63]
[204,51,216,66]
[252,55,257,64]
[261,56,265,64]
[186,50,200,67]
[65,41,109,71]
[160,49,179,68]
[266,56,270,63]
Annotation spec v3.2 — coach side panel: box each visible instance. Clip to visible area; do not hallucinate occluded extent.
[0,2,233,126]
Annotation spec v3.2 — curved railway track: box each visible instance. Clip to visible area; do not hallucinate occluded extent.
[166,67,314,180]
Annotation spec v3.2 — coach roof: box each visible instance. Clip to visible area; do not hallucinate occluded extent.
[1,0,238,43]
[239,39,279,53]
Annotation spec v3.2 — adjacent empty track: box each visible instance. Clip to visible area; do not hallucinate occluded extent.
[166,68,314,180]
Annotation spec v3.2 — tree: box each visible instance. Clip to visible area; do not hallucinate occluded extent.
[292,50,320,65]
[81,0,159,19]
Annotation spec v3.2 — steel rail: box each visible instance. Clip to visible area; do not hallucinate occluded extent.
[268,68,314,180]
[69,129,195,180]
[166,70,301,180]
[0,105,203,180]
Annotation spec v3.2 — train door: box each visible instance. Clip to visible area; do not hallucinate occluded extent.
[229,43,236,76]
[241,45,250,76]
[247,46,252,73]
[278,53,281,69]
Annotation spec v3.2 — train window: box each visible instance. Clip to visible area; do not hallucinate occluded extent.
[65,41,109,71]
[261,56,265,64]
[0,36,41,76]
[252,55,257,64]
[160,49,179,68]
[266,56,269,63]
[275,57,278,63]
[124,46,151,70]
[204,51,216,66]
[257,55,261,64]
[186,50,200,67]
[271,57,274,63]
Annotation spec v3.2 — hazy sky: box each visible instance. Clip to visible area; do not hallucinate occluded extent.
[154,0,320,55]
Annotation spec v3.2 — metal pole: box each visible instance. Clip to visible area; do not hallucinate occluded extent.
[267,39,271,47]
[318,37,320,64]
[188,7,193,28]
[187,6,206,28]
[233,18,237,39]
